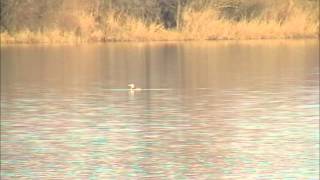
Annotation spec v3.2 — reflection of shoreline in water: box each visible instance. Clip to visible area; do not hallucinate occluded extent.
[1,40,318,92]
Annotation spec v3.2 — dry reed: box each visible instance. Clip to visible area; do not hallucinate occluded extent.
[1,4,318,44]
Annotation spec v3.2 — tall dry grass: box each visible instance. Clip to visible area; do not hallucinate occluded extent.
[180,3,319,40]
[1,2,318,44]
[0,29,79,44]
[103,10,176,41]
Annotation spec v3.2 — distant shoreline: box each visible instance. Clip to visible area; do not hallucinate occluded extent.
[1,30,318,44]
[1,36,319,45]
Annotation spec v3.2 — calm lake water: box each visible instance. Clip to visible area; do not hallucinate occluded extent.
[1,40,319,179]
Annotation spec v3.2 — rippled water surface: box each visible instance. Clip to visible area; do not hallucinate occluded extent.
[1,40,319,179]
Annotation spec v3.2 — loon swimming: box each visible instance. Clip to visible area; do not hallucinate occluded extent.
[128,84,142,91]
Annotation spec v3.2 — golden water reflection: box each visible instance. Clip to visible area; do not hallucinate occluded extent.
[1,40,319,179]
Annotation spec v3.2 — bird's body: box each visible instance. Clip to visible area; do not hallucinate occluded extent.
[128,84,141,91]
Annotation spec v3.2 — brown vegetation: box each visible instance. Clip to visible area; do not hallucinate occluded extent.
[0,0,318,44]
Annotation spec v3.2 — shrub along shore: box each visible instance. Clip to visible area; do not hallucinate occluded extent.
[1,0,319,44]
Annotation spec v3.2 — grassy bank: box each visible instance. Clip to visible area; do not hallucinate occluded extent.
[1,1,318,44]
